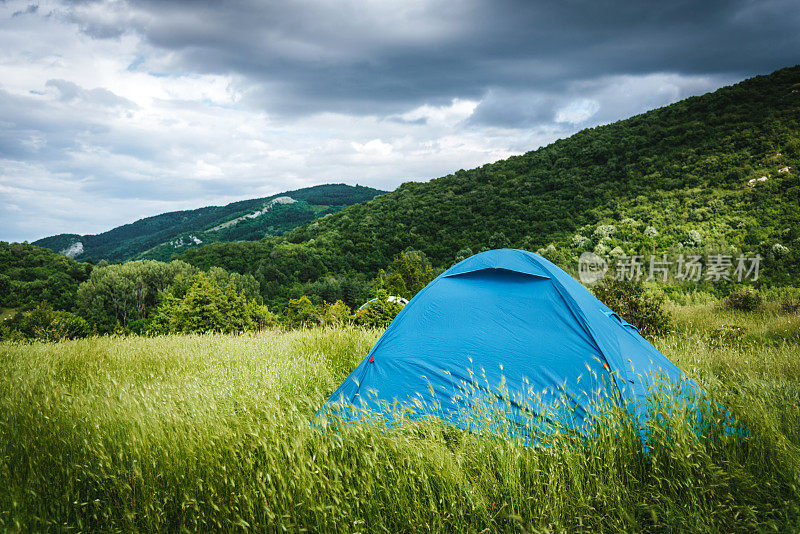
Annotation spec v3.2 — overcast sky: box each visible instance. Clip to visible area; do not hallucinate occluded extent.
[1,0,799,242]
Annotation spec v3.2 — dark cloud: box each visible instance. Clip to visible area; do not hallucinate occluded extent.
[469,90,558,128]
[64,0,800,120]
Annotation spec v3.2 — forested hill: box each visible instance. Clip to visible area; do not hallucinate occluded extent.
[178,65,800,295]
[289,66,800,279]
[32,184,385,262]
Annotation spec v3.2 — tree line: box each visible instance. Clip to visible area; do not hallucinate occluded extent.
[0,242,436,341]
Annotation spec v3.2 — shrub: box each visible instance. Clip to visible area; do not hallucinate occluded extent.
[454,248,474,263]
[321,300,353,326]
[76,259,198,333]
[2,302,90,341]
[282,296,323,328]
[148,274,276,334]
[724,287,763,311]
[355,290,404,328]
[591,277,671,337]
[763,287,800,315]
[0,324,26,342]
[780,295,800,314]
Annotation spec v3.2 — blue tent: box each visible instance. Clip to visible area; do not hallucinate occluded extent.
[321,249,696,434]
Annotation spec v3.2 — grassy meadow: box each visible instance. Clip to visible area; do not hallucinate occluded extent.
[1,302,800,532]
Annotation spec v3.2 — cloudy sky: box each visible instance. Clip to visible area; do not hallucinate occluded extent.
[1,0,798,242]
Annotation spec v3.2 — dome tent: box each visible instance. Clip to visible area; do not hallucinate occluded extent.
[320,249,698,435]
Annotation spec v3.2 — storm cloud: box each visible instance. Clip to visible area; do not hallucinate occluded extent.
[1,0,798,241]
[64,0,800,115]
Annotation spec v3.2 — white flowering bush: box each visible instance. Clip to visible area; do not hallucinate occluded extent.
[571,234,591,249]
[773,243,790,255]
[593,225,617,239]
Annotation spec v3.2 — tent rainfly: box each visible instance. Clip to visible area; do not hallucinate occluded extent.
[319,249,698,434]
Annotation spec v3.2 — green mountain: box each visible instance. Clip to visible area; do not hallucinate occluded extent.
[32,184,385,262]
[176,65,800,302]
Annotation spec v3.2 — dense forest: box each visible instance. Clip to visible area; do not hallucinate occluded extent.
[32,184,385,262]
[0,241,431,340]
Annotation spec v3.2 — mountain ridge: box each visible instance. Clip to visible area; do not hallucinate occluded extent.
[32,184,385,262]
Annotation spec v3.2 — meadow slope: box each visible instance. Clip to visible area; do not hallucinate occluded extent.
[1,305,800,532]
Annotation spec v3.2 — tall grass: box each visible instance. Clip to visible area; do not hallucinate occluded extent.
[1,315,800,532]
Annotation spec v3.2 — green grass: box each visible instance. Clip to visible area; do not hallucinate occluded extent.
[1,309,800,532]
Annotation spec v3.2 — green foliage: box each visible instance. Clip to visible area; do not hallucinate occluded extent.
[355,289,404,328]
[177,239,374,311]
[76,260,198,332]
[724,286,764,311]
[294,275,373,311]
[0,242,91,311]
[148,273,275,334]
[592,277,671,337]
[205,266,261,301]
[375,250,438,299]
[321,300,353,326]
[281,296,353,329]
[785,137,800,158]
[756,287,800,315]
[781,295,800,314]
[282,296,323,328]
[454,247,474,263]
[1,302,90,341]
[74,260,263,334]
